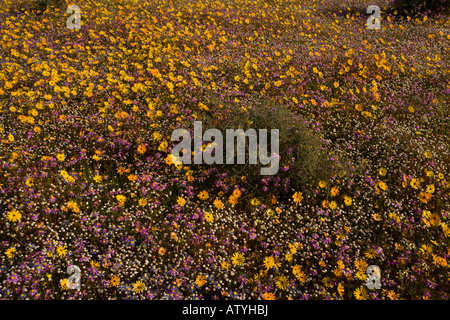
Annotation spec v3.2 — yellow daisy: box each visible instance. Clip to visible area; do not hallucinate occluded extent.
[231,252,245,266]
[353,286,368,300]
[133,280,145,294]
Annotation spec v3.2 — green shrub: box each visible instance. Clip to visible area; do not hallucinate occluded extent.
[199,97,338,197]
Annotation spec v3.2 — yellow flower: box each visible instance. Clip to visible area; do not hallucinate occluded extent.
[158,140,168,151]
[56,245,67,257]
[419,191,433,203]
[166,82,174,91]
[293,266,307,282]
[127,174,138,182]
[214,199,224,209]
[198,190,209,200]
[133,280,145,294]
[319,180,327,188]
[378,181,388,191]
[56,153,65,161]
[275,275,289,290]
[292,264,302,276]
[379,167,387,176]
[8,134,14,142]
[176,196,185,207]
[266,208,275,217]
[93,175,102,183]
[231,252,245,266]
[410,178,420,189]
[337,283,344,296]
[137,144,147,154]
[161,154,173,166]
[153,131,162,141]
[60,278,69,290]
[420,244,433,255]
[292,191,303,204]
[169,104,178,114]
[432,254,447,267]
[228,195,238,205]
[386,290,400,300]
[262,292,276,300]
[353,286,368,300]
[7,210,21,222]
[221,261,231,269]
[232,189,241,198]
[331,186,339,197]
[355,271,367,281]
[195,274,207,287]
[274,80,282,87]
[116,195,126,204]
[110,275,120,287]
[364,248,378,259]
[329,201,337,210]
[355,259,368,272]
[295,270,308,282]
[138,198,147,206]
[25,178,34,187]
[198,102,209,111]
[263,256,276,270]
[441,224,450,237]
[344,196,352,206]
[430,213,441,226]
[402,180,408,188]
[204,212,214,223]
[5,247,16,258]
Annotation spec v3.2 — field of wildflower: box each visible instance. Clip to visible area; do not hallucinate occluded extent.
[0,0,449,300]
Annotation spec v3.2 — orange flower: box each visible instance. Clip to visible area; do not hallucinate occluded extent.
[137,144,147,154]
[292,192,303,204]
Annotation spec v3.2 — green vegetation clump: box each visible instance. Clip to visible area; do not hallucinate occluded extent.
[200,98,338,197]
